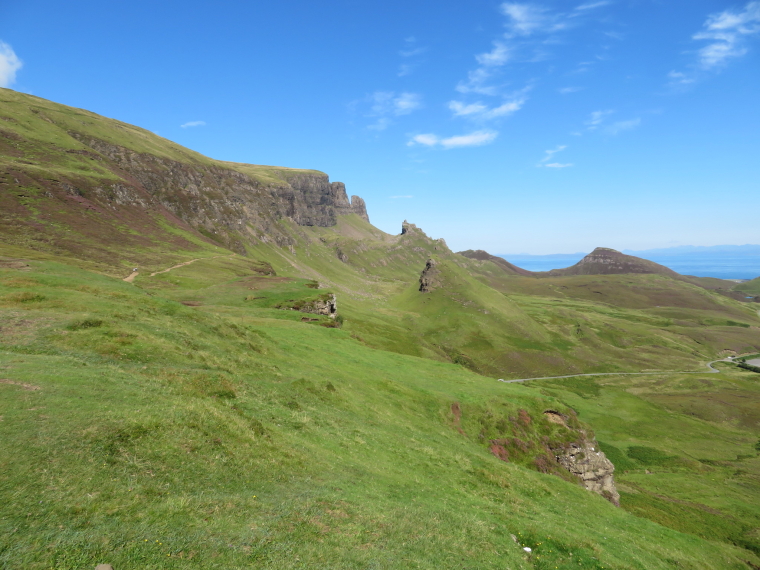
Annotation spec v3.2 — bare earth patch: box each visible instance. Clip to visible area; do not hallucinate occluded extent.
[0,379,41,391]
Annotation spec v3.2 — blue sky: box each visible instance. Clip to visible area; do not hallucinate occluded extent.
[2,0,759,254]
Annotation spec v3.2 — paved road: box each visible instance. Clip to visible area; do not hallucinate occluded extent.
[747,358,760,367]
[497,360,730,384]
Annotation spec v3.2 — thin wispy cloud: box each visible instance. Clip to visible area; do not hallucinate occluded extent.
[606,118,640,135]
[448,91,527,121]
[694,1,760,69]
[537,145,572,167]
[501,3,565,36]
[671,1,760,84]
[398,36,427,77]
[0,41,22,88]
[364,91,423,130]
[586,110,614,129]
[407,130,498,149]
[559,86,583,94]
[667,71,695,85]
[575,1,611,11]
[456,42,512,95]
[181,120,206,128]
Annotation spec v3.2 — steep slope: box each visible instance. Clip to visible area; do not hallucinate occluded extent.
[0,88,367,270]
[457,249,534,276]
[545,247,680,277]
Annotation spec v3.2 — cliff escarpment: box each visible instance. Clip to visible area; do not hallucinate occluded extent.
[0,89,368,261]
[71,135,368,250]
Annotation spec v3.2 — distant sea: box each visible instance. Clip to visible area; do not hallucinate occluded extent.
[499,245,760,280]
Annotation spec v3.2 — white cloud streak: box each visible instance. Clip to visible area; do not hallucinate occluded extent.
[0,41,22,88]
[180,121,206,128]
[586,109,614,129]
[693,1,760,69]
[398,37,427,77]
[606,118,640,135]
[448,93,527,120]
[501,3,565,36]
[365,91,423,130]
[407,130,498,149]
[575,1,610,11]
[537,145,572,167]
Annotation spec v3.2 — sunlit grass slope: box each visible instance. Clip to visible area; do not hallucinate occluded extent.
[536,367,760,558]
[2,259,758,569]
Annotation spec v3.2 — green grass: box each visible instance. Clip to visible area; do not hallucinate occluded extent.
[535,368,760,559]
[2,260,759,569]
[4,88,760,568]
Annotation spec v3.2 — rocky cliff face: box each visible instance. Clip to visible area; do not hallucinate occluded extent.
[68,135,368,251]
[419,259,441,293]
[331,182,369,222]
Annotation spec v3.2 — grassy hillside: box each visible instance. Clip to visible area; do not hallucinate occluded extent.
[2,257,759,569]
[3,90,760,568]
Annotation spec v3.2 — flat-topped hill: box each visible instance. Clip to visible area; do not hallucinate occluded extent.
[545,247,680,277]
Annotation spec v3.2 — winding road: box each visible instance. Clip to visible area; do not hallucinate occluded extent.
[497,359,733,384]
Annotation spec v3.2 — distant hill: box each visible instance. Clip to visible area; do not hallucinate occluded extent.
[457,249,533,276]
[544,247,680,277]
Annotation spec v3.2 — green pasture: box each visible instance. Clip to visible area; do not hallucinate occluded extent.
[1,257,759,569]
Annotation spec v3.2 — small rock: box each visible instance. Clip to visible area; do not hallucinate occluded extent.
[95,565,114,570]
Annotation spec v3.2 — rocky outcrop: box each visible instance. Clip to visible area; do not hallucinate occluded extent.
[547,418,620,506]
[546,247,679,278]
[331,182,369,222]
[67,135,368,250]
[278,294,338,319]
[299,294,337,319]
[401,220,421,235]
[419,259,440,293]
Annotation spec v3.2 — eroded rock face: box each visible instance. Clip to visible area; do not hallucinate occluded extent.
[550,435,620,506]
[68,135,368,250]
[419,259,440,293]
[332,182,370,222]
[299,294,338,319]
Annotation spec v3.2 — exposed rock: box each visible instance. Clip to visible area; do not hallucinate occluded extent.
[419,259,440,293]
[66,135,368,250]
[549,427,620,506]
[95,565,114,570]
[298,294,338,319]
[401,220,421,235]
[332,182,370,222]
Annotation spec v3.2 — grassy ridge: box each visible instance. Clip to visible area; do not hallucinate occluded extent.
[2,259,759,569]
